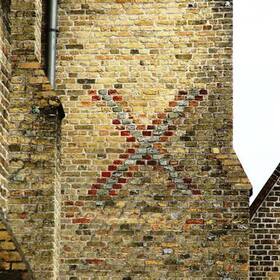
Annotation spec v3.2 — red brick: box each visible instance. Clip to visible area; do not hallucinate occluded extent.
[108,165,117,171]
[66,213,74,218]
[157,113,166,119]
[119,154,129,159]
[185,219,204,225]
[142,154,152,160]
[160,136,168,142]
[102,171,111,177]
[92,95,100,101]
[195,95,203,101]
[147,125,155,130]
[118,178,127,183]
[192,190,202,195]
[184,178,192,183]
[137,125,146,130]
[86,259,104,265]
[112,119,121,124]
[19,212,27,219]
[126,137,135,142]
[167,183,176,189]
[75,201,84,206]
[125,172,133,177]
[199,89,208,95]
[113,95,123,101]
[88,90,97,95]
[109,190,117,196]
[121,131,130,136]
[108,89,117,95]
[152,119,161,125]
[72,218,91,224]
[164,131,173,136]
[97,178,107,183]
[129,166,138,171]
[88,190,97,196]
[153,143,162,149]
[113,160,123,165]
[65,201,74,206]
[175,165,184,171]
[112,184,122,189]
[143,131,152,136]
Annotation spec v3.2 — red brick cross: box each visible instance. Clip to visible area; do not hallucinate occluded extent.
[88,88,208,197]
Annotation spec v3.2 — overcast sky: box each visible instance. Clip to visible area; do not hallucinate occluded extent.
[233,0,280,203]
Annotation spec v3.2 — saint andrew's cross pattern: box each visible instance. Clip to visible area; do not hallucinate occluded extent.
[88,88,208,198]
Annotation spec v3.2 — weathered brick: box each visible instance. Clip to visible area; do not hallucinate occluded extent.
[0,0,254,279]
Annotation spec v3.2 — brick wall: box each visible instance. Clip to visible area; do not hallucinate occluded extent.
[57,0,251,279]
[5,0,63,279]
[250,165,280,280]
[0,2,31,278]
[0,0,254,278]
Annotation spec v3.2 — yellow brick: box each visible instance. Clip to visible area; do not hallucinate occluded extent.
[145,260,163,265]
[0,231,11,241]
[12,262,27,270]
[0,262,10,270]
[212,148,220,154]
[18,62,41,69]
[0,242,16,250]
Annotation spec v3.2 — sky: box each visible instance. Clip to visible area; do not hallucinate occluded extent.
[233,0,280,203]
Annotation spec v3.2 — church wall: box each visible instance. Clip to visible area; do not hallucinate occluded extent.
[56,0,251,279]
[0,0,254,279]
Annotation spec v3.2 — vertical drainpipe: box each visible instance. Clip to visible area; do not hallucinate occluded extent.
[48,0,58,88]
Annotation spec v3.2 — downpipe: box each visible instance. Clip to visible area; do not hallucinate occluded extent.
[47,0,58,88]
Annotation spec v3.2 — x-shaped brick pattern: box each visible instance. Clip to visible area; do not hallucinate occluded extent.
[89,88,208,197]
